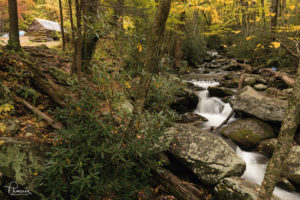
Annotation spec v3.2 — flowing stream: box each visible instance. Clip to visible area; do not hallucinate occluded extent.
[190,79,300,200]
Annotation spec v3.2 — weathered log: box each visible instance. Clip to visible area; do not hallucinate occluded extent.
[231,60,253,72]
[152,168,205,200]
[262,68,295,87]
[14,96,62,130]
[238,73,246,91]
[30,65,66,107]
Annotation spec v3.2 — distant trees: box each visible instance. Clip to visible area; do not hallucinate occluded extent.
[7,0,21,50]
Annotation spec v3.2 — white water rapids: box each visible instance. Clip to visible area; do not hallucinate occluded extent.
[190,79,300,200]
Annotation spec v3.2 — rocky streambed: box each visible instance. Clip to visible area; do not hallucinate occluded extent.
[170,52,300,200]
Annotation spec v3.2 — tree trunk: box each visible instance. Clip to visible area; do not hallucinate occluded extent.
[270,0,279,29]
[68,0,75,46]
[261,0,266,28]
[59,0,66,51]
[72,0,82,79]
[132,0,172,114]
[81,0,100,71]
[174,1,185,69]
[7,0,20,50]
[258,46,300,199]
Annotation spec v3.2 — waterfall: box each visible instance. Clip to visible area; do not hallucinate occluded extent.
[190,79,300,200]
[191,80,235,128]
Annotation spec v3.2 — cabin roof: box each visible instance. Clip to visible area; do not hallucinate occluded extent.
[33,18,61,32]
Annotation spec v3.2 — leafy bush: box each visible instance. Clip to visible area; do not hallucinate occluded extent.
[144,73,185,114]
[36,71,174,200]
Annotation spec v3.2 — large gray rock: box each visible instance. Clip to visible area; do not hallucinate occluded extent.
[214,177,280,200]
[220,118,274,149]
[231,86,288,121]
[0,137,47,194]
[169,124,246,185]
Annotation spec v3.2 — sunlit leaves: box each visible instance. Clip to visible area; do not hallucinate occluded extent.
[0,104,14,113]
[246,36,254,40]
[0,124,5,132]
[289,5,295,10]
[137,43,143,52]
[232,30,241,34]
[270,42,281,49]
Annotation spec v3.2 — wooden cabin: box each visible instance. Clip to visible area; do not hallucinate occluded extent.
[27,19,61,42]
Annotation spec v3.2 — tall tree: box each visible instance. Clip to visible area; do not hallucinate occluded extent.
[72,0,82,79]
[81,0,100,71]
[174,0,186,69]
[133,0,172,114]
[270,0,279,29]
[258,40,300,200]
[58,0,66,51]
[68,0,75,45]
[7,0,20,50]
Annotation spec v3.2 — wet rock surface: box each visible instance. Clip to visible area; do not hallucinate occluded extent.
[231,86,288,121]
[220,118,274,149]
[168,124,246,185]
[208,86,234,98]
[0,137,48,199]
[214,177,280,200]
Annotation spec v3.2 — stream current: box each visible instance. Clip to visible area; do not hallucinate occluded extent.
[189,79,300,200]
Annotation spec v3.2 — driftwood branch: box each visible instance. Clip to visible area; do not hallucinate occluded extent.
[152,168,205,200]
[231,60,253,72]
[262,68,295,87]
[237,73,246,91]
[14,96,62,130]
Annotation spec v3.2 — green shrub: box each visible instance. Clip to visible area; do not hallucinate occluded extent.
[36,72,174,200]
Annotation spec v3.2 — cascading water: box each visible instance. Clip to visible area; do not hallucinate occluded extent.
[236,147,300,200]
[190,80,235,128]
[190,79,300,200]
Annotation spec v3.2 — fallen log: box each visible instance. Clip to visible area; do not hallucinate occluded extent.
[261,68,295,87]
[30,64,67,107]
[231,60,253,72]
[152,168,205,200]
[14,96,63,130]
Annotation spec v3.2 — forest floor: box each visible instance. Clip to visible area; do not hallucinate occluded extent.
[0,36,60,47]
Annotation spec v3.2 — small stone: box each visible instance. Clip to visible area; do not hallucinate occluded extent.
[25,132,33,137]
[254,84,268,91]
[244,77,256,86]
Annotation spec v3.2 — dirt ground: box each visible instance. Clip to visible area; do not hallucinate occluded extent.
[0,36,60,48]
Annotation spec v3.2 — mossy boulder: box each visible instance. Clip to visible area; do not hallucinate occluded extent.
[256,139,277,157]
[170,90,199,113]
[208,86,234,98]
[0,137,48,196]
[220,118,274,149]
[244,77,256,86]
[214,177,280,200]
[169,124,246,185]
